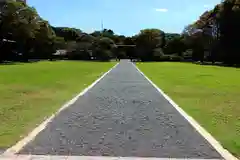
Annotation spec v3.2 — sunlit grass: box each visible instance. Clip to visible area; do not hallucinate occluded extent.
[0,61,115,148]
[137,62,240,157]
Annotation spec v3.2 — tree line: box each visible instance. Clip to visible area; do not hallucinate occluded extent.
[1,0,240,65]
[181,0,240,66]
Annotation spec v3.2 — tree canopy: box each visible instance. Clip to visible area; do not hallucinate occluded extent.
[1,0,240,65]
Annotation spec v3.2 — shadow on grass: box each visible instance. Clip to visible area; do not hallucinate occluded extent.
[0,61,19,65]
[0,59,118,66]
[137,60,240,69]
[0,60,41,65]
[189,61,240,69]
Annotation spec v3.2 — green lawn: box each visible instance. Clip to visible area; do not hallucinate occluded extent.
[0,61,115,148]
[137,62,240,157]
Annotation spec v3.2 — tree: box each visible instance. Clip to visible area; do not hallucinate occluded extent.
[135,29,165,61]
[52,27,82,41]
[164,36,186,56]
[33,20,57,59]
[67,33,95,60]
[181,0,240,65]
[0,0,40,61]
[165,33,181,43]
[123,37,135,59]
[92,37,115,61]
[217,0,240,65]
[53,36,66,50]
[90,31,101,37]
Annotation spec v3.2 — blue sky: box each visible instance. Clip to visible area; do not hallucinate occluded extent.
[28,0,221,36]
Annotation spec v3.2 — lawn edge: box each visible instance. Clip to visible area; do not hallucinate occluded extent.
[2,62,119,156]
[133,63,238,160]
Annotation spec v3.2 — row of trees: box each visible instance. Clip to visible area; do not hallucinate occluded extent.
[1,0,240,65]
[180,0,240,65]
[0,0,167,62]
[143,0,240,66]
[0,0,130,62]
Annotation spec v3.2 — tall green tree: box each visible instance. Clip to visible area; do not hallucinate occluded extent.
[92,37,116,61]
[52,27,82,41]
[34,20,56,59]
[0,0,39,61]
[164,37,186,56]
[217,0,240,65]
[135,29,165,61]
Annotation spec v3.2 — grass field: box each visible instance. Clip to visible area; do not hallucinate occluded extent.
[0,61,115,148]
[137,62,240,157]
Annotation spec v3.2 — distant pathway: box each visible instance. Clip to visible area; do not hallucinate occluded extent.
[18,60,221,159]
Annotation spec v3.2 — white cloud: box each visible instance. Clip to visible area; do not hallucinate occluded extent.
[155,8,168,12]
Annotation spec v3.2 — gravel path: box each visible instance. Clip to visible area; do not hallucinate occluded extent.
[19,60,221,159]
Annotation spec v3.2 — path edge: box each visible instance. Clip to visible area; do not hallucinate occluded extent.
[132,62,238,160]
[3,62,119,156]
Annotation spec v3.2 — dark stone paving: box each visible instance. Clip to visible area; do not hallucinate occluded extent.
[19,60,221,159]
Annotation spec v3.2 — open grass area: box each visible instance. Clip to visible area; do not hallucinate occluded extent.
[137,62,240,157]
[0,61,115,148]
